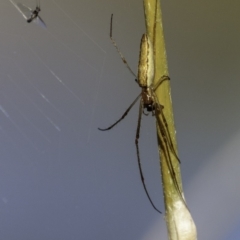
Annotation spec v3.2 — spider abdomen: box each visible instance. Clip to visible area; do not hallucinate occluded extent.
[137,34,154,88]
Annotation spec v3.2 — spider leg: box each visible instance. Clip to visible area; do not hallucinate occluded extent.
[156,128,182,197]
[153,75,170,92]
[152,91,180,163]
[153,95,189,209]
[110,14,137,79]
[135,99,162,214]
[156,116,189,210]
[160,111,181,163]
[98,93,141,131]
[143,108,149,116]
[151,81,189,207]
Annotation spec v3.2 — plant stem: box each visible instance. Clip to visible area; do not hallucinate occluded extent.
[143,0,197,239]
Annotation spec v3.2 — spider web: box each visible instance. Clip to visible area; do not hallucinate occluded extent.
[0,1,110,239]
[0,0,107,156]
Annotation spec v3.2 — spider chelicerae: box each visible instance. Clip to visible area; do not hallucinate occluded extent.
[99,14,183,214]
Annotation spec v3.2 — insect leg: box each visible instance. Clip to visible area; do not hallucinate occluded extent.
[135,99,162,214]
[98,93,141,131]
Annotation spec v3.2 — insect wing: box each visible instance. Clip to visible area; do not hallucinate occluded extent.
[34,16,47,28]
[10,0,32,20]
[16,3,33,20]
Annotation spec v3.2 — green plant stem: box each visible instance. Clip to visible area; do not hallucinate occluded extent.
[143,0,197,239]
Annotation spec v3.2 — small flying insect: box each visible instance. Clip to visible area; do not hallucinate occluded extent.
[98,15,184,214]
[10,0,46,28]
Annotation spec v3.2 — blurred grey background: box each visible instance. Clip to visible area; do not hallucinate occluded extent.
[0,0,239,239]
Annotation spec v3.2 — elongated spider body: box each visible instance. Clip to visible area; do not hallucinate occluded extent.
[99,14,181,214]
[137,34,160,113]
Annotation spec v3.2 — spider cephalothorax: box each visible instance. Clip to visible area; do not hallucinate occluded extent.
[141,87,157,113]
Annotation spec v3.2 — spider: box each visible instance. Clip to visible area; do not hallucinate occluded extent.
[98,14,183,214]
[10,0,46,27]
